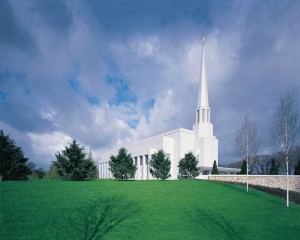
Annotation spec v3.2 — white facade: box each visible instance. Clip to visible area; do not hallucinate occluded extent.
[99,36,237,180]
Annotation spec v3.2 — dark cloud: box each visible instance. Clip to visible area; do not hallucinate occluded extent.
[29,0,74,37]
[0,74,55,133]
[0,0,35,50]
[84,0,216,39]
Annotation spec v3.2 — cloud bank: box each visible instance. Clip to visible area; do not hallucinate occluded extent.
[1,0,300,169]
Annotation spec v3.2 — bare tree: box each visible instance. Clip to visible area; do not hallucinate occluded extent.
[254,155,272,175]
[235,114,260,192]
[271,92,300,207]
[248,155,259,174]
[290,146,300,173]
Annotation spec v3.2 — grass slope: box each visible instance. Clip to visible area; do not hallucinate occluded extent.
[1,180,300,240]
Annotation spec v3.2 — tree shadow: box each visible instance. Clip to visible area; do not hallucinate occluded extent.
[65,196,138,240]
[195,209,242,240]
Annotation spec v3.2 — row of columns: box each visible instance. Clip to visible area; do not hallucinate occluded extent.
[99,162,112,179]
[134,154,150,180]
[99,154,150,180]
[196,109,210,123]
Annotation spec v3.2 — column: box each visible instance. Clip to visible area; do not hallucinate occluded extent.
[107,162,109,178]
[100,163,102,178]
[146,154,151,180]
[99,163,102,178]
[143,155,148,180]
[135,157,139,180]
[102,163,104,178]
[139,156,143,180]
[103,162,105,179]
[207,109,210,122]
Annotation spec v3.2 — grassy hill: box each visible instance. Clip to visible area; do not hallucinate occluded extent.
[1,180,299,240]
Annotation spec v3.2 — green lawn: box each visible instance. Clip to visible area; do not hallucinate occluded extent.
[1,179,300,240]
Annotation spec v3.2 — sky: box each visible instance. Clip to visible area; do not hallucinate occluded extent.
[1,0,300,170]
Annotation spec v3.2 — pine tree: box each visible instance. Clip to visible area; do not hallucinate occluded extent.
[0,130,32,180]
[240,159,247,174]
[269,159,279,175]
[109,147,136,180]
[54,140,97,181]
[211,160,219,174]
[178,152,199,179]
[149,150,171,180]
[294,160,300,175]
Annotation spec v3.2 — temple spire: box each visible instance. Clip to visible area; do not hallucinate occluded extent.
[196,35,210,123]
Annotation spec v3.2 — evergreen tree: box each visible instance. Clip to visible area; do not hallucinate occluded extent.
[149,150,171,180]
[54,140,97,181]
[211,160,219,174]
[269,159,279,175]
[0,130,31,180]
[294,160,300,175]
[240,159,247,174]
[109,147,136,180]
[178,152,199,179]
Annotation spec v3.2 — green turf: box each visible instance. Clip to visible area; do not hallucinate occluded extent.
[1,179,300,240]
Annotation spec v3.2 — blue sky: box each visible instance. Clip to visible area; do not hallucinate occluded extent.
[1,0,300,169]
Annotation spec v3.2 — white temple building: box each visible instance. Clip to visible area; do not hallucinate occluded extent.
[99,36,240,180]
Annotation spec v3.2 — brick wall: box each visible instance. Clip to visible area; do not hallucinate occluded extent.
[208,175,300,192]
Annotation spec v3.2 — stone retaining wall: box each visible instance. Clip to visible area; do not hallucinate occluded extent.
[208,175,300,192]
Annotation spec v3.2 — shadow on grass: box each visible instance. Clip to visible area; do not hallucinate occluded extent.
[196,209,242,240]
[65,196,138,240]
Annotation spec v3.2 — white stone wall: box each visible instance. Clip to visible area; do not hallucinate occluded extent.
[208,175,300,192]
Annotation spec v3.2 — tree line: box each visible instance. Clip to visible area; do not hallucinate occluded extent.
[233,91,300,206]
[228,151,300,175]
[234,92,300,176]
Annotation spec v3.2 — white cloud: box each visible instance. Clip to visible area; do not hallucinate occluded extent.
[130,36,160,58]
[28,131,73,165]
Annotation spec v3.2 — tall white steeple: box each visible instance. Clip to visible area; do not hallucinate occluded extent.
[193,35,218,168]
[195,35,210,124]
